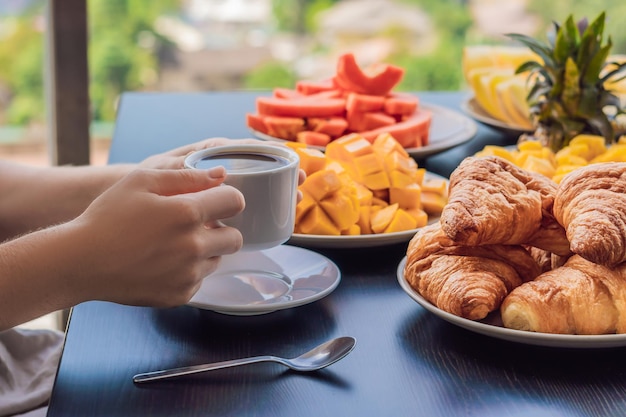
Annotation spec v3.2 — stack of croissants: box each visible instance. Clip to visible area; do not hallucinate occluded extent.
[404,155,626,334]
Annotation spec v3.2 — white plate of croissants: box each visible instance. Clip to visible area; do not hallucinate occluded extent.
[398,155,626,348]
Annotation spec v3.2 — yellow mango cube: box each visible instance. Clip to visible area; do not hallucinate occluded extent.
[326,133,371,161]
[341,224,361,235]
[300,169,342,201]
[414,168,426,185]
[298,206,340,235]
[554,164,582,176]
[371,197,388,207]
[320,193,359,231]
[406,208,428,227]
[295,192,316,224]
[361,170,391,190]
[521,155,556,179]
[372,132,409,157]
[294,147,326,175]
[325,160,347,175]
[591,144,626,163]
[569,134,607,159]
[514,149,548,167]
[555,151,588,167]
[324,160,356,185]
[475,145,516,162]
[371,203,399,234]
[354,152,384,177]
[384,208,418,233]
[552,165,582,183]
[357,206,373,234]
[517,141,544,151]
[421,191,447,215]
[354,182,373,206]
[389,183,422,210]
[389,170,416,188]
[421,178,448,196]
[556,143,591,161]
[383,151,418,175]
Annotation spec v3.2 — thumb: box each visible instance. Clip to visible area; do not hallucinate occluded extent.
[143,166,227,197]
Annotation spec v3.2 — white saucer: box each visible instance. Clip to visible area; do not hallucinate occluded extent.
[188,245,340,315]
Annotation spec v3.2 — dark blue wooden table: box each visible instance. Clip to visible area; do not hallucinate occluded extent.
[47,91,626,417]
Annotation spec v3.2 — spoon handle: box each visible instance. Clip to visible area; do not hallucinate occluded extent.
[133,355,276,383]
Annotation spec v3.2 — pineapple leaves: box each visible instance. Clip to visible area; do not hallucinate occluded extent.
[527,82,551,105]
[562,58,581,115]
[505,33,556,68]
[585,41,612,85]
[600,92,622,109]
[601,61,626,84]
[554,16,579,65]
[576,12,606,76]
[516,60,543,75]
[547,21,560,49]
[578,86,600,117]
[507,11,624,149]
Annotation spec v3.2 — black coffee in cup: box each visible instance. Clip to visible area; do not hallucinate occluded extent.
[193,153,290,173]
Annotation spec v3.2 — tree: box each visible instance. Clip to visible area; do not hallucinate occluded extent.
[0,7,45,125]
[88,0,180,121]
[0,0,181,125]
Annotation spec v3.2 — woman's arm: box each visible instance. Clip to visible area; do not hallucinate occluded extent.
[0,160,134,241]
[0,167,245,330]
[0,137,301,329]
[0,137,260,241]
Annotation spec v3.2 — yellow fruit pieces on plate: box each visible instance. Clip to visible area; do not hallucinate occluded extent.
[475,134,626,183]
[462,45,537,130]
[462,45,626,133]
[286,133,448,248]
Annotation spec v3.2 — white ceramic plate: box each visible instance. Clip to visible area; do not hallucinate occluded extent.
[251,103,478,159]
[289,228,421,249]
[460,96,533,137]
[288,172,447,249]
[189,245,340,315]
[396,257,626,348]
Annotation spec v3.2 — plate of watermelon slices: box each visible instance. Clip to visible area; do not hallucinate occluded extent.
[246,53,478,159]
[250,102,477,159]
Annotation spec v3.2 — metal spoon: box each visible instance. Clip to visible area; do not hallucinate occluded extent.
[133,336,356,383]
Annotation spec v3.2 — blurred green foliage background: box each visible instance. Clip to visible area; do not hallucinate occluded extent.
[0,0,624,128]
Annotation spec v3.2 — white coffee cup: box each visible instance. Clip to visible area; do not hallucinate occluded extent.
[184,143,300,251]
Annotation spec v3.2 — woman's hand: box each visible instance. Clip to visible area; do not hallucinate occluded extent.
[69,166,245,307]
[138,136,306,197]
[138,137,260,170]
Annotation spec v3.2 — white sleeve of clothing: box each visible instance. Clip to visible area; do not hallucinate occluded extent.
[0,328,64,417]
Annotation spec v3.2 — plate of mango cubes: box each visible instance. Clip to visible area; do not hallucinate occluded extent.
[286,133,448,249]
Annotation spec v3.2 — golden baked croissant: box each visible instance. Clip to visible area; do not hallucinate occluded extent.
[440,156,570,256]
[404,223,542,320]
[524,246,570,273]
[553,162,626,267]
[501,255,626,334]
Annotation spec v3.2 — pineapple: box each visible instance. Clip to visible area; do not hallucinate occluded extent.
[507,12,626,151]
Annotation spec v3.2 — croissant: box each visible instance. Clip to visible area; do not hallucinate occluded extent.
[501,255,626,334]
[440,156,570,256]
[553,162,626,267]
[524,246,570,273]
[404,223,542,320]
